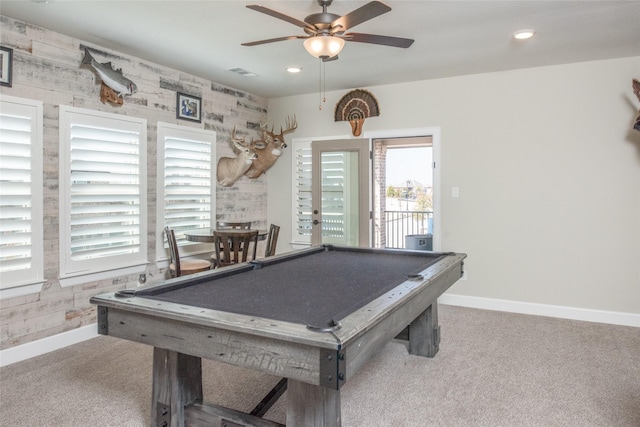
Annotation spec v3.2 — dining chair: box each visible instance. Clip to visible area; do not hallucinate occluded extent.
[264,224,280,257]
[165,226,212,277]
[212,221,252,266]
[213,229,259,268]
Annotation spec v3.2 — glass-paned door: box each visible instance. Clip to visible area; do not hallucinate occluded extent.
[311,139,370,247]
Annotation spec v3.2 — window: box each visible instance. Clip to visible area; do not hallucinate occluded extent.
[156,122,215,259]
[59,106,147,282]
[0,96,44,297]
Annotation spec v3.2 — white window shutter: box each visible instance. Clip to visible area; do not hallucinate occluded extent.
[293,142,312,242]
[157,122,215,255]
[0,96,44,292]
[59,106,147,279]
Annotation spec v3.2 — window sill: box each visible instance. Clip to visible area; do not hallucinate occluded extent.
[0,281,46,300]
[59,263,148,288]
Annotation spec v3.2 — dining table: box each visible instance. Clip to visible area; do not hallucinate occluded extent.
[184,228,268,243]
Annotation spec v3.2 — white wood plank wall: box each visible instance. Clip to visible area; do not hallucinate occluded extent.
[0,16,269,351]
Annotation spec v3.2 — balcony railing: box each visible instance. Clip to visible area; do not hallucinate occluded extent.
[384,210,433,249]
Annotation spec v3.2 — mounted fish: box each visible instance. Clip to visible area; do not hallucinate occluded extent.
[81,48,137,105]
[335,89,380,136]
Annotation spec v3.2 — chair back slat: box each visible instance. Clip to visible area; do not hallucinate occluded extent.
[164,226,181,277]
[265,224,280,257]
[213,229,259,267]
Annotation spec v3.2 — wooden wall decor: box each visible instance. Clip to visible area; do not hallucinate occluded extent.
[81,47,138,105]
[335,89,380,136]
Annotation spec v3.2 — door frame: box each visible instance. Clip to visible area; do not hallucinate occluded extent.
[364,127,442,251]
[311,138,371,247]
[290,126,441,250]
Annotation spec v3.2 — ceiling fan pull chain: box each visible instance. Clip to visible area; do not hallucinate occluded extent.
[323,60,327,105]
[318,59,323,110]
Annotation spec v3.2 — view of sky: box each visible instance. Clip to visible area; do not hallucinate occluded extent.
[386,147,433,187]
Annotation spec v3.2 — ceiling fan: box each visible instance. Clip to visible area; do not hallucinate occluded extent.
[242,0,414,61]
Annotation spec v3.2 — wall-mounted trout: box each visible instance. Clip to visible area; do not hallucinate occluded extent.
[81,48,138,98]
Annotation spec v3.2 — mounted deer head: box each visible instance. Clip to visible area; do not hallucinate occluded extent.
[244,115,297,179]
[216,127,258,187]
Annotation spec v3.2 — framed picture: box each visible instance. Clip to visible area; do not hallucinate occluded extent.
[176,92,202,122]
[0,46,13,87]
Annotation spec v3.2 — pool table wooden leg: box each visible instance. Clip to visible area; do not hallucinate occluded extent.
[286,379,341,426]
[151,347,203,427]
[408,302,440,357]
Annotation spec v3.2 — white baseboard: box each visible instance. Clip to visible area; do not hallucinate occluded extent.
[2,296,637,368]
[439,293,640,328]
[0,324,97,367]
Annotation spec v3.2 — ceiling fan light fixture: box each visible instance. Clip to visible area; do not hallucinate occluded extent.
[303,35,345,59]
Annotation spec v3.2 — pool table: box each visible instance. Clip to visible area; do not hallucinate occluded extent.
[91,245,466,427]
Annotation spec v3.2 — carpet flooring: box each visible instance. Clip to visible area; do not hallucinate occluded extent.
[1,304,639,426]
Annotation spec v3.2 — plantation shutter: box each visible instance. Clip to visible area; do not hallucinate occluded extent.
[60,106,147,278]
[294,143,312,241]
[160,123,214,245]
[0,97,44,290]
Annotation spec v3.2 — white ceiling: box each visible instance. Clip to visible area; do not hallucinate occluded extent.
[2,1,639,99]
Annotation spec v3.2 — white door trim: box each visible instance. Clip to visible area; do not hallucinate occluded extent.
[364,127,442,251]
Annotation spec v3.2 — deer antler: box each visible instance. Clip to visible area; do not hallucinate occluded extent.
[280,115,297,136]
[231,126,246,144]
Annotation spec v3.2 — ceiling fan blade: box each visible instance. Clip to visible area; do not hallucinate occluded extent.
[331,1,391,33]
[246,5,315,31]
[242,35,308,47]
[344,33,414,48]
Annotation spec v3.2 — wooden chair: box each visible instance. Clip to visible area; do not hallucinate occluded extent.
[213,229,259,268]
[165,226,211,277]
[216,221,251,229]
[212,221,252,266]
[264,224,280,257]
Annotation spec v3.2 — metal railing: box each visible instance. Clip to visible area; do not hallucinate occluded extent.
[384,210,433,249]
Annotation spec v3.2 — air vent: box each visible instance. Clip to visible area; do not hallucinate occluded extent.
[227,67,258,78]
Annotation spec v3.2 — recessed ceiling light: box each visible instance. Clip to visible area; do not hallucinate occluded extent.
[513,29,536,40]
[286,67,302,73]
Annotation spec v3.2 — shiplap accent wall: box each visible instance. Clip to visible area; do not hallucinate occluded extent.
[0,16,268,350]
